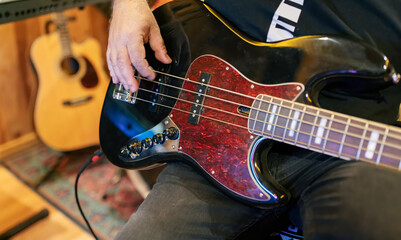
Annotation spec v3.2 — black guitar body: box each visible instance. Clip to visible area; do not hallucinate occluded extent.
[99,0,399,207]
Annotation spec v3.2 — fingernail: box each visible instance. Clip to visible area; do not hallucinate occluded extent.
[166,54,172,63]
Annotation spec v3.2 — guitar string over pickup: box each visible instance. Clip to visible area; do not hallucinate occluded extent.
[112,83,138,104]
[188,72,211,125]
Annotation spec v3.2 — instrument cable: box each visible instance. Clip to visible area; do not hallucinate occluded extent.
[74,149,103,240]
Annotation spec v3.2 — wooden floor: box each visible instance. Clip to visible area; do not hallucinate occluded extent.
[0,165,92,240]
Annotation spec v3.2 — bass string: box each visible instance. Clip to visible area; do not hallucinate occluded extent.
[126,89,401,162]
[133,72,401,142]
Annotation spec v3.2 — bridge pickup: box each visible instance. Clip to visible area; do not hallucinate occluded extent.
[112,83,138,104]
[188,72,211,125]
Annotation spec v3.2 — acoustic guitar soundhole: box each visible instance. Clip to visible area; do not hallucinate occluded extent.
[61,56,80,75]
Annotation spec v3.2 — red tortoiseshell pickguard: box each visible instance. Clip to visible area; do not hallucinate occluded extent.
[170,55,303,202]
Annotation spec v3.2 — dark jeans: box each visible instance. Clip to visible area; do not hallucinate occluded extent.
[115,142,401,240]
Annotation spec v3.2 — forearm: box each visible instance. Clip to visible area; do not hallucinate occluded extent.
[112,0,173,10]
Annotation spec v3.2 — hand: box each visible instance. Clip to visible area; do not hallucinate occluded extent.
[107,0,172,92]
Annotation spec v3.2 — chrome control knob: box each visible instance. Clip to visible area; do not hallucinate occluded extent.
[153,133,166,144]
[128,140,143,154]
[163,127,179,140]
[141,138,154,149]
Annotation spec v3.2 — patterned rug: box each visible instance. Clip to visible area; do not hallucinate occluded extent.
[1,142,145,239]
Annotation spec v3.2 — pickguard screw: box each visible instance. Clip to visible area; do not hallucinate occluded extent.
[211,171,215,175]
[259,193,264,198]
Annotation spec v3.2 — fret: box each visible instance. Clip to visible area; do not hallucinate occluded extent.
[281,101,301,144]
[248,95,401,170]
[321,113,334,153]
[271,99,283,138]
[249,96,266,135]
[294,105,316,148]
[278,100,294,142]
[376,128,389,164]
[307,109,320,149]
[379,128,401,168]
[341,119,366,160]
[355,125,384,164]
[265,97,277,137]
[355,123,369,160]
[309,110,332,152]
[283,101,294,141]
[337,117,351,158]
[294,104,305,146]
[365,130,380,159]
[324,114,347,156]
[270,98,290,141]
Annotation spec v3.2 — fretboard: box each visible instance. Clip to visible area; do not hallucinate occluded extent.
[54,12,73,57]
[248,94,401,170]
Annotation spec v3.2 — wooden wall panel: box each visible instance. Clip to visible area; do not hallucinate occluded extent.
[0,6,110,145]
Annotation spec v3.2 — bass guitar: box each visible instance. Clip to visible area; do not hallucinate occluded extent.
[31,12,109,151]
[99,0,401,207]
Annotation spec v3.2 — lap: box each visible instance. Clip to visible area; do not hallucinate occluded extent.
[116,150,401,240]
[115,162,280,240]
[294,161,401,240]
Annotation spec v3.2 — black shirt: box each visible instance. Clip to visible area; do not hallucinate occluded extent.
[204,0,401,125]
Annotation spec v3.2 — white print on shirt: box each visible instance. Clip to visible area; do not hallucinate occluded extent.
[266,0,304,42]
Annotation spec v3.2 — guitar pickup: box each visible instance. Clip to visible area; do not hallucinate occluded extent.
[113,83,138,104]
[188,72,211,125]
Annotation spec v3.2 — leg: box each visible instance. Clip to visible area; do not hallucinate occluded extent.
[293,161,401,240]
[115,162,281,240]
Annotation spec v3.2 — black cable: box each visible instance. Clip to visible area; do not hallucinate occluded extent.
[74,149,103,240]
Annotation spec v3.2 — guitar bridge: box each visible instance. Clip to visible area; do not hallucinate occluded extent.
[112,83,138,104]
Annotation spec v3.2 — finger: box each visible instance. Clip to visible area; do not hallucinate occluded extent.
[149,27,172,64]
[106,47,119,84]
[116,48,138,92]
[110,48,131,90]
[127,41,156,80]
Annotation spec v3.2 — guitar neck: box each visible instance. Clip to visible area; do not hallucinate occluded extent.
[249,95,401,170]
[54,12,73,57]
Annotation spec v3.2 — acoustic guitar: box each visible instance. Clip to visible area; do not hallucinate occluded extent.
[31,12,109,151]
[99,0,401,207]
